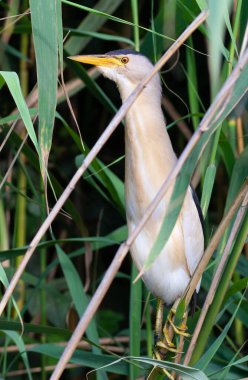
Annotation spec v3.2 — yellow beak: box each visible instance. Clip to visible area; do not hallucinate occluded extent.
[68,55,123,68]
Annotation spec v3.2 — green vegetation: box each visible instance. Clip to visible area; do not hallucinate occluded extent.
[0,0,247,379]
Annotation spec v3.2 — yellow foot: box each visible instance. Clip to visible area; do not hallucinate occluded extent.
[167,309,191,338]
[154,307,190,357]
[156,339,180,353]
[164,308,191,337]
[154,298,190,363]
[154,327,182,357]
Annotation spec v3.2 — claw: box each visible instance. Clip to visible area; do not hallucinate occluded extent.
[162,324,173,345]
[178,321,187,332]
[156,340,183,353]
[162,328,176,348]
[167,314,191,337]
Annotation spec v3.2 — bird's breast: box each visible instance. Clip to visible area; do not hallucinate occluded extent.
[124,106,177,224]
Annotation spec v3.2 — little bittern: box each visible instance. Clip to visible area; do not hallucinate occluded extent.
[69,49,204,364]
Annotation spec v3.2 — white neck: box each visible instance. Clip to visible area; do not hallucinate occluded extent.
[116,77,177,221]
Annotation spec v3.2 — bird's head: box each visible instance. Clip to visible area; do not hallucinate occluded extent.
[68,49,161,100]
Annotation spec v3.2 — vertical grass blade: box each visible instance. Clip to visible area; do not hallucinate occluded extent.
[218,146,248,253]
[3,331,32,380]
[208,0,231,96]
[0,196,8,251]
[206,0,232,175]
[30,0,58,179]
[13,14,29,314]
[200,163,216,218]
[0,72,39,153]
[129,265,142,380]
[131,0,140,51]
[56,0,63,69]
[186,38,201,130]
[224,146,248,212]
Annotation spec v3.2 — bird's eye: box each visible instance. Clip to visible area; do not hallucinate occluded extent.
[121,56,129,64]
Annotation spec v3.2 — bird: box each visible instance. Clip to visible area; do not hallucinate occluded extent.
[69,49,204,361]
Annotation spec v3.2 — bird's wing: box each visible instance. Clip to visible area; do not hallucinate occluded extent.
[181,187,204,290]
[190,186,204,231]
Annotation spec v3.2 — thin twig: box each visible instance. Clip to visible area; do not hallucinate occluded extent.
[0,336,130,354]
[0,134,28,191]
[6,364,79,377]
[58,62,85,150]
[1,8,30,44]
[0,9,30,22]
[184,189,248,365]
[162,96,192,140]
[236,117,244,153]
[0,118,19,152]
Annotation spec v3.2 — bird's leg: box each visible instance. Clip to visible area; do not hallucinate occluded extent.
[162,300,190,351]
[154,299,177,359]
[152,300,175,379]
[154,298,166,359]
[151,299,186,380]
[154,298,164,343]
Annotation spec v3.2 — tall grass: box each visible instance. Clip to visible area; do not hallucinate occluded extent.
[0,1,247,379]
